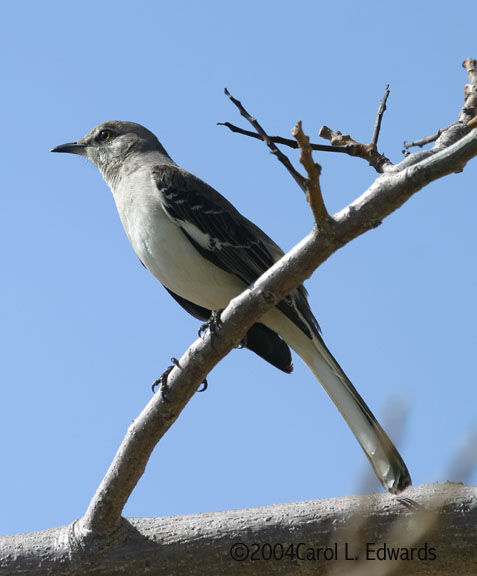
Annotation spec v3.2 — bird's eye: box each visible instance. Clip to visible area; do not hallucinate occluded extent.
[97,129,112,142]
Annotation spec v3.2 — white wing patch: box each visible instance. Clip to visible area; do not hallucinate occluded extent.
[179,219,215,250]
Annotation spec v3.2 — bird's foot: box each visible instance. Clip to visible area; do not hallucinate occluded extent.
[198,310,223,346]
[152,357,208,396]
[152,356,182,399]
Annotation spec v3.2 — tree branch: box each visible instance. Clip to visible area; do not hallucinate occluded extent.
[1,484,475,575]
[221,86,394,173]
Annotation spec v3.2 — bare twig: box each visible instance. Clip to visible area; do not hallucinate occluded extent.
[223,94,330,227]
[219,121,393,172]
[319,125,393,173]
[220,85,393,174]
[223,89,307,192]
[308,85,393,173]
[218,121,351,153]
[403,126,454,149]
[371,84,390,148]
[291,121,329,228]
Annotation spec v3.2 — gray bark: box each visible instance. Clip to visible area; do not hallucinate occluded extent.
[1,483,475,575]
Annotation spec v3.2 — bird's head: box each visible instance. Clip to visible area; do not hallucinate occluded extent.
[51,121,170,185]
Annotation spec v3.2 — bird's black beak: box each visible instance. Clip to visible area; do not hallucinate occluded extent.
[50,141,86,155]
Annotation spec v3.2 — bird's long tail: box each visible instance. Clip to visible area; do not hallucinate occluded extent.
[264,309,411,494]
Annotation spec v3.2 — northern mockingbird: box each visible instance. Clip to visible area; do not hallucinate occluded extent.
[52,121,411,494]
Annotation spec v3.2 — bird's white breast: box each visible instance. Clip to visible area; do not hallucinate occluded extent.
[110,167,245,310]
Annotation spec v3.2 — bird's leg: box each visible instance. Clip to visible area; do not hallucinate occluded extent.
[198,309,223,342]
[152,356,182,399]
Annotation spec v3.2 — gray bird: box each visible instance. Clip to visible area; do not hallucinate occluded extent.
[52,121,411,494]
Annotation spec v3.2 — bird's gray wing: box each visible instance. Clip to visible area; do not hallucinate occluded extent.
[152,164,320,340]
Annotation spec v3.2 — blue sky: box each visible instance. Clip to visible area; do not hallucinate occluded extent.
[0,1,476,535]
